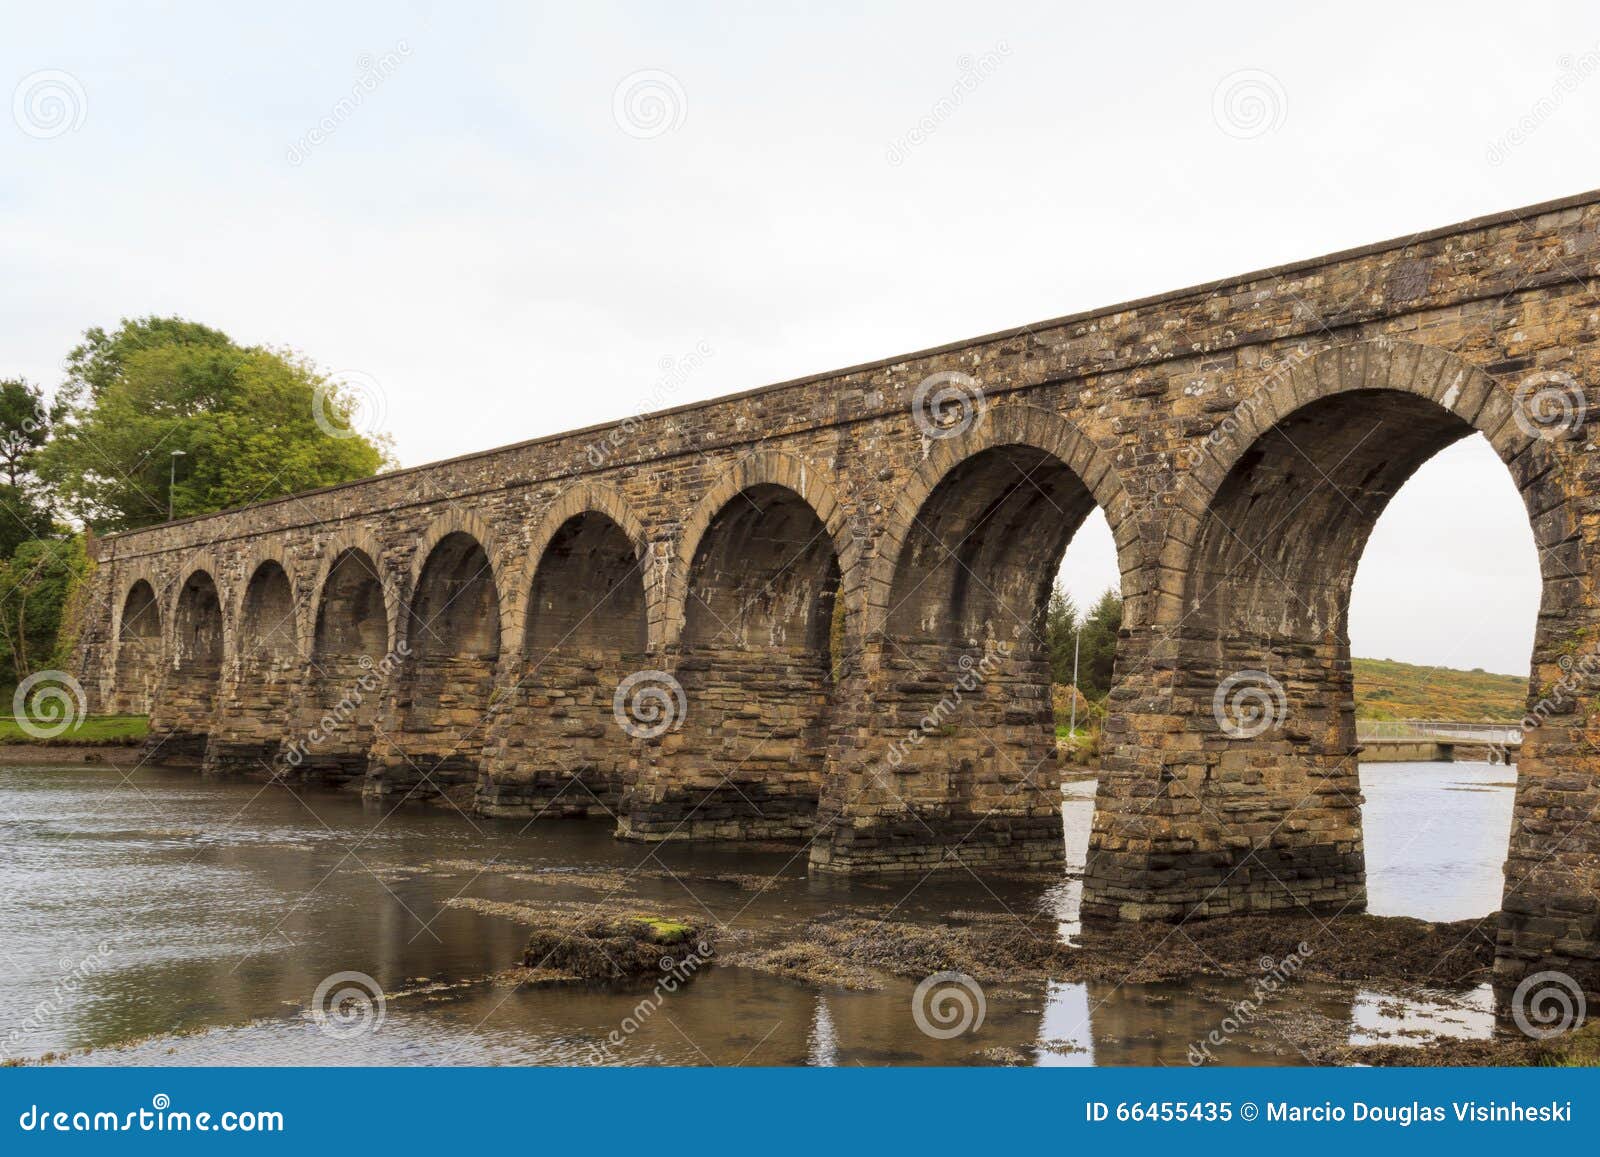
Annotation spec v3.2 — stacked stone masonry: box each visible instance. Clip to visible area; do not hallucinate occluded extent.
[77,191,1600,1000]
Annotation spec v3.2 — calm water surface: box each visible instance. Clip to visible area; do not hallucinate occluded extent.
[0,760,1513,1065]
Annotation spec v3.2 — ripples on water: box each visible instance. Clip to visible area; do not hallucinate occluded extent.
[0,761,1513,1066]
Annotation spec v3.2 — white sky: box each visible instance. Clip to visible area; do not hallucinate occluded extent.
[4,0,1583,676]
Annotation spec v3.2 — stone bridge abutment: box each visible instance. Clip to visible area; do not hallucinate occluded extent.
[76,192,1600,996]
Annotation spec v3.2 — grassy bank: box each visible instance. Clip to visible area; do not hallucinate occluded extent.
[0,713,147,746]
[1352,657,1526,721]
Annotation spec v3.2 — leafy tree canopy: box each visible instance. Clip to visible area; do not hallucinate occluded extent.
[41,317,392,532]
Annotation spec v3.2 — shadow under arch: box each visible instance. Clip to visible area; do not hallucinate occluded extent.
[287,544,395,784]
[143,566,226,765]
[112,576,163,715]
[1083,340,1593,995]
[369,526,503,800]
[480,484,652,820]
[812,403,1138,875]
[204,557,300,775]
[626,452,853,842]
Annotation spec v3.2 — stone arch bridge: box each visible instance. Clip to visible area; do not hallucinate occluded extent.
[74,191,1600,994]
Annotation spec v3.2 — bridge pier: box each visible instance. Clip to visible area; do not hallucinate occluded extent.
[810,636,1065,874]
[478,653,630,818]
[618,646,832,842]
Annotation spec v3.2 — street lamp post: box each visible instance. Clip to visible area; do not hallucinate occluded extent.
[169,450,186,522]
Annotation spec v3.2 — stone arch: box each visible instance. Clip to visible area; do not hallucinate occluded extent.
[662,449,862,651]
[304,528,398,657]
[369,517,504,797]
[159,551,226,654]
[1152,339,1580,628]
[287,543,395,783]
[505,481,653,652]
[868,403,1136,641]
[112,575,163,714]
[205,558,301,775]
[628,452,853,842]
[401,510,511,655]
[231,558,299,664]
[479,483,653,819]
[143,565,226,765]
[814,404,1130,875]
[1083,338,1587,931]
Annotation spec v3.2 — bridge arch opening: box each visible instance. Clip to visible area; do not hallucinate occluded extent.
[1130,381,1555,921]
[204,560,299,774]
[114,579,162,715]
[378,531,501,796]
[1346,432,1537,919]
[294,547,390,783]
[638,482,840,840]
[146,569,224,763]
[867,441,1102,869]
[479,510,649,818]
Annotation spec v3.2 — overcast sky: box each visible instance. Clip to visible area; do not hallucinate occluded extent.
[4,1,1583,675]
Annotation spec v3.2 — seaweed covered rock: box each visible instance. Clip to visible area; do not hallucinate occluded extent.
[521,913,709,981]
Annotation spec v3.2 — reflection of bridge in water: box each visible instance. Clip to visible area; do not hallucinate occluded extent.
[1356,720,1522,765]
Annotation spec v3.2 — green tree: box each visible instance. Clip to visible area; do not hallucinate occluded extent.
[0,535,88,686]
[41,319,392,531]
[0,378,51,488]
[60,316,234,408]
[1076,587,1123,700]
[1046,581,1079,686]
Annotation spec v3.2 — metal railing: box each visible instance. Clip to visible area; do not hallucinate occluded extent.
[1355,719,1523,745]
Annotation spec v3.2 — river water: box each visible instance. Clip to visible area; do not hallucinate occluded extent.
[0,760,1516,1066]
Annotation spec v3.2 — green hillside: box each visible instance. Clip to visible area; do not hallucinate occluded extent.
[1352,657,1527,722]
